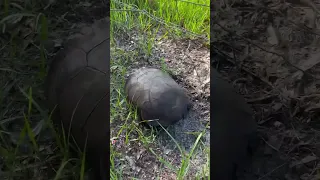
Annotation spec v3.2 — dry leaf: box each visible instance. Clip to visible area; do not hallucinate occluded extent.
[267,24,279,45]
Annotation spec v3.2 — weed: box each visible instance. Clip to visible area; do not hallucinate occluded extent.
[0,0,105,179]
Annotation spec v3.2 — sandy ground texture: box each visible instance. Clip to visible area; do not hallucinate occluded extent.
[110,27,210,179]
[212,0,320,179]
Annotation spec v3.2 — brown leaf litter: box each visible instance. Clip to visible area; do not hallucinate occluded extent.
[212,0,320,179]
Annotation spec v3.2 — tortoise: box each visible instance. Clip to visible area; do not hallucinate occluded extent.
[125,68,191,127]
[211,68,258,179]
[45,17,110,179]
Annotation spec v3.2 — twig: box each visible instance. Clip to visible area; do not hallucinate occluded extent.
[261,137,280,152]
[258,162,287,180]
[213,21,284,58]
[213,21,308,74]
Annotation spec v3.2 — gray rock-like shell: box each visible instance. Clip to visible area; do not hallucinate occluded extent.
[211,68,258,179]
[45,18,110,156]
[125,68,191,127]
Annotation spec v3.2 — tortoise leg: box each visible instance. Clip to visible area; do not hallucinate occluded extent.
[138,110,153,129]
[88,151,108,180]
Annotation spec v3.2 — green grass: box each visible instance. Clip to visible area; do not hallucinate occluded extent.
[0,0,104,179]
[110,0,210,179]
[111,0,210,39]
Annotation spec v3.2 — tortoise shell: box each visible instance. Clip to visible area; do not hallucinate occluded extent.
[211,68,258,179]
[125,68,191,127]
[45,17,110,179]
